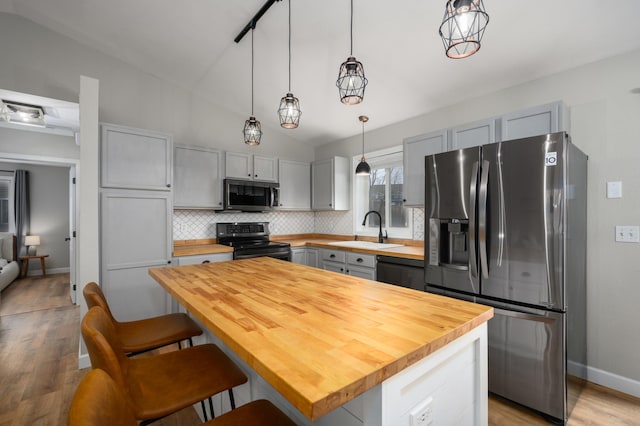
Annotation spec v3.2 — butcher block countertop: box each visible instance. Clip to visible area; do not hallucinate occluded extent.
[149,257,492,420]
[173,234,424,260]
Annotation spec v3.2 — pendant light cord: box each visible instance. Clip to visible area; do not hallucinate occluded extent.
[251,23,255,115]
[361,120,365,155]
[350,0,353,55]
[288,0,291,92]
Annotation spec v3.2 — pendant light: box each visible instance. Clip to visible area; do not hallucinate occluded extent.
[439,0,489,59]
[336,0,368,105]
[278,0,301,129]
[243,24,263,146]
[355,115,371,175]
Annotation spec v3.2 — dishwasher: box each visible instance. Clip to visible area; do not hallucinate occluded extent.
[376,255,425,291]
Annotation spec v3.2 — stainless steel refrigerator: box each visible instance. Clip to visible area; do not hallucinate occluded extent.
[424,132,587,423]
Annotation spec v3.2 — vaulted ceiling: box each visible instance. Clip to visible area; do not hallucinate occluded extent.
[2,0,640,146]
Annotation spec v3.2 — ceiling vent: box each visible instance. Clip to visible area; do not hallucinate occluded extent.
[1,100,46,127]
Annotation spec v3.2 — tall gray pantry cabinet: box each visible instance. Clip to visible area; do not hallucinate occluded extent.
[99,123,173,321]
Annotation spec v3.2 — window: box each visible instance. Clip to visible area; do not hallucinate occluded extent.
[0,174,15,233]
[354,147,412,239]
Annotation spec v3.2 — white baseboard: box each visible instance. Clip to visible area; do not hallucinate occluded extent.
[25,267,70,276]
[78,353,91,369]
[569,361,640,398]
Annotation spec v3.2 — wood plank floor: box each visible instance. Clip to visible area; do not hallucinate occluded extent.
[1,274,638,425]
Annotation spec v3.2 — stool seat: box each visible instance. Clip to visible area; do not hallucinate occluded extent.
[82,306,247,422]
[83,282,202,355]
[69,369,296,426]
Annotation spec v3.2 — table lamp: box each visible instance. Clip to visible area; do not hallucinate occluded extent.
[25,235,40,255]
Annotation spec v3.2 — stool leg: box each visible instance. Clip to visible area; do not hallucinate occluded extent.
[208,397,215,419]
[201,400,208,421]
[178,340,182,350]
[188,337,194,347]
[228,389,236,410]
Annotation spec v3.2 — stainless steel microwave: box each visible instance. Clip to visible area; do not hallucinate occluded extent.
[223,179,279,212]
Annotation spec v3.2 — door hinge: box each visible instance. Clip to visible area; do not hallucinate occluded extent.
[72,177,76,184]
[73,231,76,238]
[72,284,76,291]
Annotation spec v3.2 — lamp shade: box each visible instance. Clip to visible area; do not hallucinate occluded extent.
[439,0,489,59]
[25,235,40,246]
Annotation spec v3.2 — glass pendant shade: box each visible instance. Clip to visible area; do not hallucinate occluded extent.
[243,116,262,146]
[439,0,489,59]
[337,57,368,105]
[278,93,301,129]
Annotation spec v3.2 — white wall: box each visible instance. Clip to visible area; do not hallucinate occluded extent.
[0,12,314,163]
[317,49,640,394]
[0,161,70,273]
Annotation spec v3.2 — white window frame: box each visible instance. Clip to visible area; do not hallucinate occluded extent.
[353,145,412,239]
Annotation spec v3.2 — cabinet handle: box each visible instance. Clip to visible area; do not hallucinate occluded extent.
[167,260,171,264]
[202,260,211,264]
[329,203,332,207]
[330,254,336,258]
[356,258,363,263]
[255,174,258,177]
[166,184,171,188]
[340,268,344,272]
[402,198,406,202]
[248,173,251,177]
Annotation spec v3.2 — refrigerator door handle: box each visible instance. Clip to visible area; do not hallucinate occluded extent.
[478,160,490,280]
[494,307,555,324]
[469,161,479,278]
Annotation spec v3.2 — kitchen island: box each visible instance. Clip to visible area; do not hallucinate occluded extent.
[149,257,493,425]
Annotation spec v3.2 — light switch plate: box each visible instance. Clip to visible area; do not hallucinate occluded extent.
[615,226,639,243]
[607,181,622,198]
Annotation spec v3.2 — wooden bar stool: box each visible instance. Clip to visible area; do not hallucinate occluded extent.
[81,306,248,423]
[68,369,297,426]
[83,282,202,355]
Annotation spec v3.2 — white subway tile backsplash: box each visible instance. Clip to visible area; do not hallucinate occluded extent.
[173,207,425,241]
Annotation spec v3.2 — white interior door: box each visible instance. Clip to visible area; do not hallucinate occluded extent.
[68,166,77,304]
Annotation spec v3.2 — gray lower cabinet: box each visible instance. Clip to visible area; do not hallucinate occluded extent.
[291,247,319,268]
[174,145,222,209]
[100,189,172,321]
[320,248,376,280]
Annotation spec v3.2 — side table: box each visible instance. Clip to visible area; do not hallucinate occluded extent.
[18,254,49,278]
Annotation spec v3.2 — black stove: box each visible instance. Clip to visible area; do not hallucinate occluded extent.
[216,222,291,261]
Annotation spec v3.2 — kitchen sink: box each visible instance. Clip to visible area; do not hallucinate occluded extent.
[328,241,404,249]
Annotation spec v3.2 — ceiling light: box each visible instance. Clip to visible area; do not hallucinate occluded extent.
[439,0,489,59]
[278,0,301,129]
[336,0,368,105]
[1,100,46,128]
[355,115,371,175]
[243,25,263,146]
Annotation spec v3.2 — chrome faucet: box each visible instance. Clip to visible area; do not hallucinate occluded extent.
[362,210,387,243]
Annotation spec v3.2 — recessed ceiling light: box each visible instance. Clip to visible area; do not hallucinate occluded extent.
[1,100,46,127]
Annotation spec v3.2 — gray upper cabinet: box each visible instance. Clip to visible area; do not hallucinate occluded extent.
[450,118,498,150]
[501,101,566,141]
[402,130,448,207]
[278,159,311,210]
[174,145,222,209]
[312,156,349,210]
[225,152,278,182]
[100,123,172,191]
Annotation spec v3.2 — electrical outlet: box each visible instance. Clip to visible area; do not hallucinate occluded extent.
[410,397,433,426]
[615,226,640,243]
